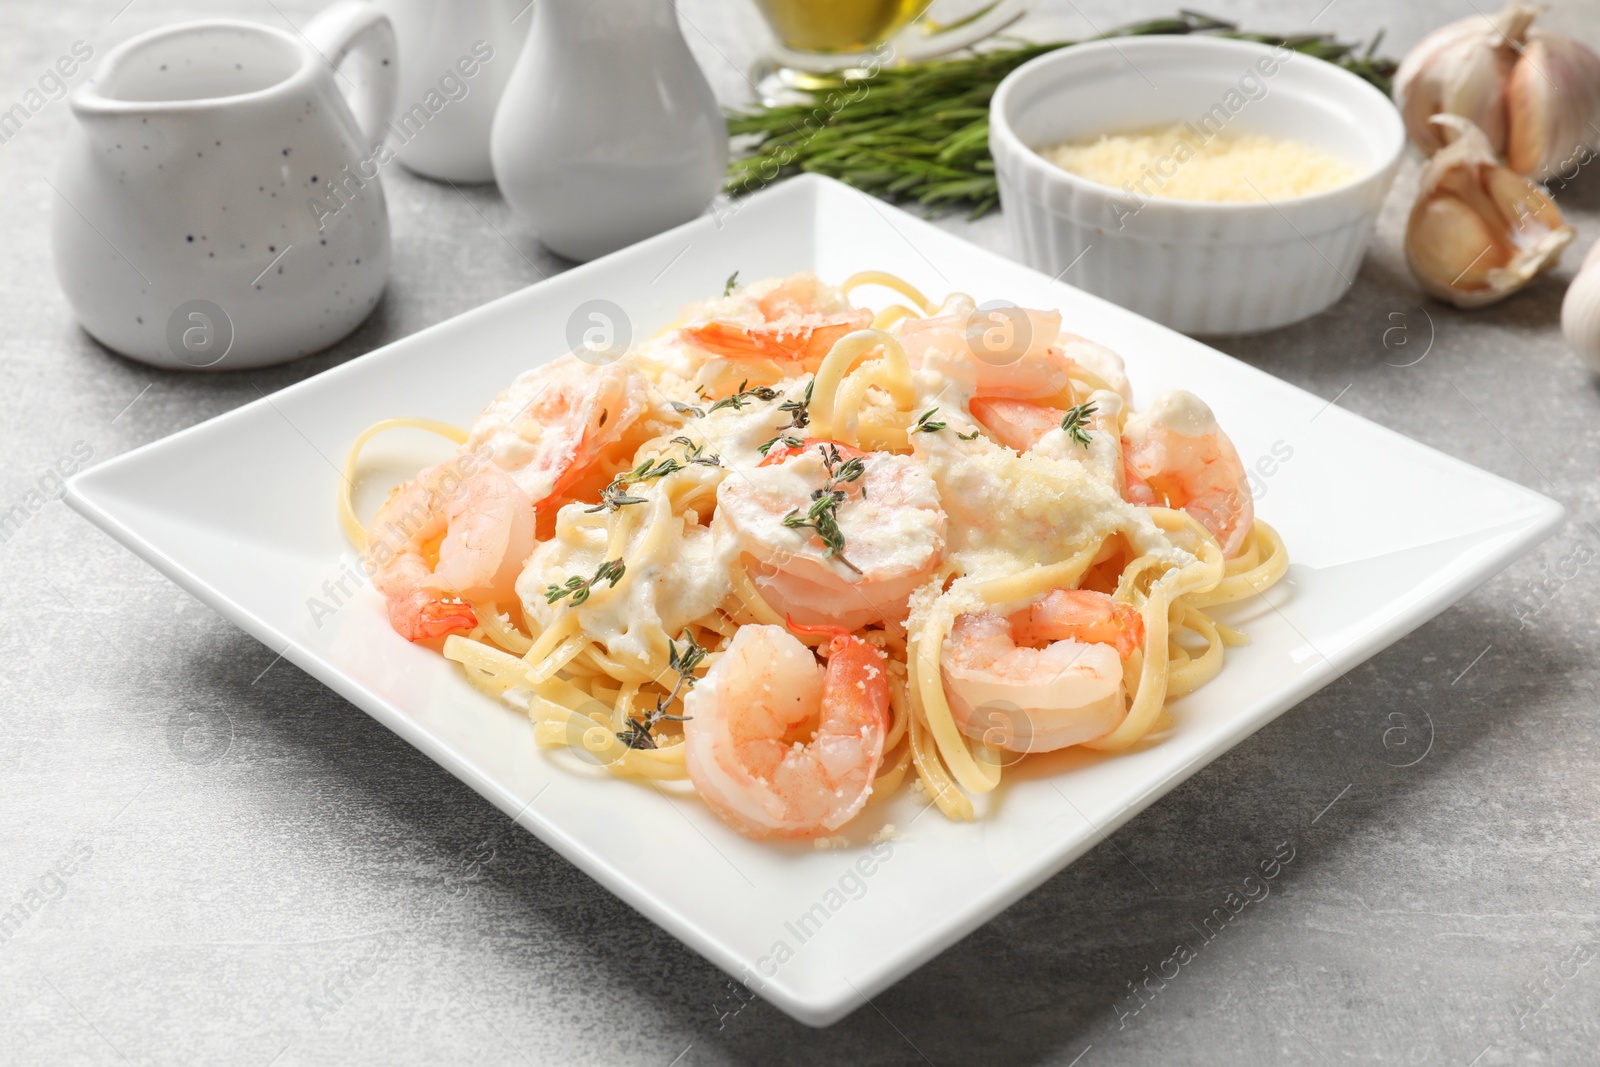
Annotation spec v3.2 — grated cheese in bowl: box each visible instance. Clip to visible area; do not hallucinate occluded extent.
[1041,123,1359,203]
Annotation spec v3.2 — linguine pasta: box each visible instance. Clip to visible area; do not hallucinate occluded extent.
[340,272,1287,838]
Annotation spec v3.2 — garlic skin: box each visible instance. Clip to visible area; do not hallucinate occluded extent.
[1394,4,1530,157]
[1507,34,1600,178]
[1405,116,1574,309]
[1394,2,1600,179]
[1560,241,1600,373]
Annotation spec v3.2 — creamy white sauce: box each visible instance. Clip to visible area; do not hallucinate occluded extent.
[1126,389,1219,441]
[493,277,1203,666]
[1059,338,1132,403]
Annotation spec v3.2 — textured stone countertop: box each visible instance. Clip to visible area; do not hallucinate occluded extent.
[3,1,1597,1064]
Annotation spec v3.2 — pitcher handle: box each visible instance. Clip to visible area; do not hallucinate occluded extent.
[304,1,399,149]
[897,0,1034,61]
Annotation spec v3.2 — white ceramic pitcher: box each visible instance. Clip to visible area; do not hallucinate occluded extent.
[490,0,727,262]
[54,2,399,370]
[376,0,528,182]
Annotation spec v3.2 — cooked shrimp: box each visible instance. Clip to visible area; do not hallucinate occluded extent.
[683,622,889,838]
[714,441,945,631]
[756,436,865,467]
[941,589,1144,753]
[968,389,1126,492]
[1056,333,1133,404]
[1122,390,1253,557]
[676,273,873,369]
[754,273,837,320]
[1012,588,1145,657]
[368,458,536,641]
[679,310,873,367]
[466,353,648,512]
[898,308,1074,400]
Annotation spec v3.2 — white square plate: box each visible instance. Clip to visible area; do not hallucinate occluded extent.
[66,175,1563,1026]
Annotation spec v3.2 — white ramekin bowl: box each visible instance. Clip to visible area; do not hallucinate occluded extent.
[990,36,1405,335]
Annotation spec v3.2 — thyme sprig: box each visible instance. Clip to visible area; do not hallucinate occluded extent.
[671,400,705,419]
[586,455,686,513]
[671,436,722,468]
[912,407,946,434]
[781,444,867,573]
[1060,401,1098,448]
[617,630,707,749]
[545,558,625,606]
[777,379,814,431]
[724,271,740,296]
[725,12,1396,218]
[758,379,817,455]
[758,434,806,456]
[708,379,782,414]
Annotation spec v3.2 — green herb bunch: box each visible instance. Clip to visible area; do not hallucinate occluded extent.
[726,11,1396,218]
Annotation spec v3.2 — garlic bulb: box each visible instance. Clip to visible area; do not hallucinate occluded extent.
[1507,33,1600,178]
[1394,2,1600,179]
[1405,115,1574,308]
[1560,240,1600,372]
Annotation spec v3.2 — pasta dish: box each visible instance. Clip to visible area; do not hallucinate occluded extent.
[338,272,1287,839]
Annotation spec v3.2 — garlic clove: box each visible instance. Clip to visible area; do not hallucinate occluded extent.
[1560,253,1600,373]
[1405,115,1575,308]
[1409,194,1506,292]
[1393,3,1536,157]
[1505,32,1600,179]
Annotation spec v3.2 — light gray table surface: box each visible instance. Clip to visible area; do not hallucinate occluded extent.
[4,1,1598,1064]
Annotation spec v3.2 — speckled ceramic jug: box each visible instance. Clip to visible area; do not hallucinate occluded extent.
[53,2,399,370]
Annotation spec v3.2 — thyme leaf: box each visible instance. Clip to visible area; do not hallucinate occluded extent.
[776,379,814,432]
[545,558,626,606]
[708,379,782,414]
[779,443,866,573]
[671,436,722,467]
[586,483,648,513]
[758,434,806,456]
[724,271,740,297]
[957,429,981,441]
[585,455,685,513]
[1060,401,1098,448]
[618,630,706,749]
[671,400,706,419]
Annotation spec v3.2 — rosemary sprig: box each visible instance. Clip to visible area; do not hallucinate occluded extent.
[617,630,706,749]
[708,380,782,414]
[1060,401,1098,448]
[725,11,1397,218]
[545,558,625,606]
[781,444,867,573]
[912,407,946,434]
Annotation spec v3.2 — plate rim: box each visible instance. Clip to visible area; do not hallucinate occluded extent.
[64,173,1568,1026]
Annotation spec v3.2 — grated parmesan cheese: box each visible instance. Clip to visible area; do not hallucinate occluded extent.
[1043,124,1359,203]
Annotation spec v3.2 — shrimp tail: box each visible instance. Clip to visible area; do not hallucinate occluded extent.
[389,593,478,642]
[784,614,853,647]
